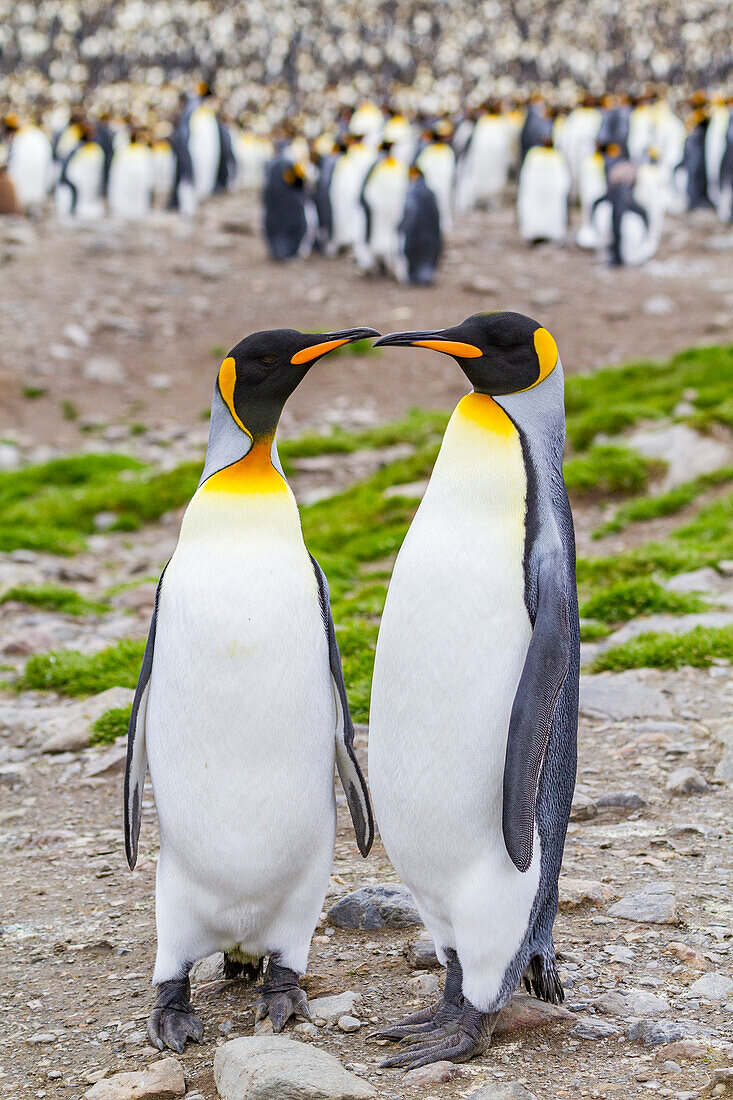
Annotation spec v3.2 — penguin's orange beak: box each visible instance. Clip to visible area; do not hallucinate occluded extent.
[374,331,483,358]
[291,328,381,364]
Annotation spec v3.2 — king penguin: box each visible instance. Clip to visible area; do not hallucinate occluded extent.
[368,312,579,1068]
[124,327,378,1052]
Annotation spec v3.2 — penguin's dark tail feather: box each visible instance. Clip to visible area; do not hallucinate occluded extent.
[523,952,564,1003]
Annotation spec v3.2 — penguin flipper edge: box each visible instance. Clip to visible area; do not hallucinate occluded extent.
[502,551,571,873]
[309,555,375,857]
[124,565,167,870]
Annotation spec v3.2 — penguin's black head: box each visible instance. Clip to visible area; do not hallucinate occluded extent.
[217,327,380,439]
[374,312,559,396]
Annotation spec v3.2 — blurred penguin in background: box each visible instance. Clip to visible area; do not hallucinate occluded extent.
[597,94,631,156]
[455,102,512,212]
[520,94,553,163]
[576,143,608,248]
[705,95,730,209]
[263,156,316,261]
[560,94,602,200]
[55,121,105,220]
[169,93,197,216]
[108,128,154,221]
[327,134,375,254]
[717,109,733,223]
[396,165,442,285]
[518,136,570,243]
[356,140,408,275]
[415,122,455,231]
[311,137,339,252]
[4,113,52,213]
[677,95,712,210]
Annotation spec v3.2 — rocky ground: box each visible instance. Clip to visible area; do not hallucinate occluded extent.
[0,195,732,1100]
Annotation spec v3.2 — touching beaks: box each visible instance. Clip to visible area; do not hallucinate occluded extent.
[290,327,382,365]
[374,331,482,358]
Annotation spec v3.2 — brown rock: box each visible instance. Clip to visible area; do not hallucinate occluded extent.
[82,1057,185,1099]
[404,933,440,970]
[654,1039,711,1061]
[665,942,710,971]
[404,1060,469,1086]
[559,877,613,911]
[494,994,574,1037]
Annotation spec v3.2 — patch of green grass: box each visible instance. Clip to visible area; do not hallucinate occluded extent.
[210,344,226,358]
[591,625,733,672]
[579,578,709,624]
[564,446,664,497]
[0,584,107,617]
[90,704,132,746]
[17,638,145,696]
[594,467,733,538]
[279,408,449,466]
[579,621,611,642]
[578,492,733,590]
[565,344,733,450]
[61,400,77,421]
[23,386,46,399]
[0,454,200,554]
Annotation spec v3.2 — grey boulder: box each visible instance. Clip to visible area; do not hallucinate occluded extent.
[214,1036,376,1100]
[326,883,421,930]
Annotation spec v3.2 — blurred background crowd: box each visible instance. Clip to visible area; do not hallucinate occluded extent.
[0,0,731,280]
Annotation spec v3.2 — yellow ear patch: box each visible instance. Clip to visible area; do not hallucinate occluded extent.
[218,357,251,437]
[520,328,559,391]
[291,338,349,364]
[412,340,483,358]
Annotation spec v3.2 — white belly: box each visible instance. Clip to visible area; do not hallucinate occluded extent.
[369,394,540,1008]
[146,484,336,975]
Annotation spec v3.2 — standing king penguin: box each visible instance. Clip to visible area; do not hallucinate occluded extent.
[369,312,579,1068]
[125,328,377,1052]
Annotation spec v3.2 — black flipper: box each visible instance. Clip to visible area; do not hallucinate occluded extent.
[309,554,374,857]
[502,551,571,872]
[124,564,168,870]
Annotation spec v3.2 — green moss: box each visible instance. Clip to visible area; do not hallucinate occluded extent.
[579,578,709,624]
[578,491,733,590]
[0,584,107,617]
[594,467,733,537]
[591,625,733,672]
[564,446,664,497]
[279,408,449,465]
[23,386,46,399]
[579,621,611,642]
[18,638,145,696]
[565,344,733,450]
[61,400,78,421]
[0,454,200,554]
[90,704,132,745]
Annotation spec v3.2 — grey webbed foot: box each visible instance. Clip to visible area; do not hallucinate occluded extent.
[147,975,203,1053]
[255,956,311,1033]
[372,948,466,1043]
[523,950,564,1003]
[380,1003,497,1069]
[370,999,463,1041]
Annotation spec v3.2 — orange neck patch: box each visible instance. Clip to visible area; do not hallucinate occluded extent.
[456,393,515,436]
[204,438,287,495]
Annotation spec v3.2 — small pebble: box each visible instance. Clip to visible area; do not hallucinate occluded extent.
[337,1014,361,1033]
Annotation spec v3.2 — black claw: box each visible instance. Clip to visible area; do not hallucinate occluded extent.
[147,975,203,1053]
[380,1003,497,1070]
[524,952,564,1004]
[254,957,309,1033]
